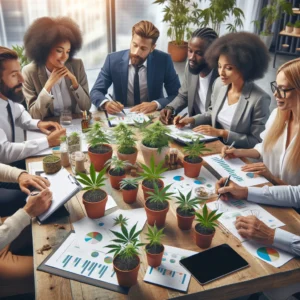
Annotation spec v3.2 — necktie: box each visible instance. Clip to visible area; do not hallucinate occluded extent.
[134,65,142,105]
[6,102,15,142]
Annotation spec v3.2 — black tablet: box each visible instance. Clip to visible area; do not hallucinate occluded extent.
[179,244,249,285]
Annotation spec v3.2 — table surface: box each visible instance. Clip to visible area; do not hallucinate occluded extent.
[27,113,300,300]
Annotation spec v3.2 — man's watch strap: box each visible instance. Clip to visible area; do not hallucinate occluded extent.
[165,106,176,116]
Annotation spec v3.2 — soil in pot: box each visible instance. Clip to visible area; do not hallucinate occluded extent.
[142,179,164,200]
[88,144,112,171]
[84,190,107,202]
[145,200,169,227]
[183,156,203,178]
[122,186,138,204]
[89,144,112,154]
[194,223,215,249]
[176,207,195,230]
[43,155,61,174]
[146,244,164,268]
[109,168,126,190]
[83,189,108,219]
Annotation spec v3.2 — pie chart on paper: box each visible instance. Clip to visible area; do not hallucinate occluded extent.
[257,247,280,262]
[85,232,103,244]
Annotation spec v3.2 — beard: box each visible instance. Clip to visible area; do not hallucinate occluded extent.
[129,52,148,67]
[0,82,24,103]
[188,61,208,75]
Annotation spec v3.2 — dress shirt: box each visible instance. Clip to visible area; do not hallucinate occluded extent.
[247,185,300,256]
[216,97,238,131]
[0,97,49,164]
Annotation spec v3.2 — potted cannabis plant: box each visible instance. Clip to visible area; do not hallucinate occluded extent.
[86,122,112,171]
[194,204,222,249]
[77,163,108,219]
[140,121,170,166]
[175,190,199,230]
[114,123,138,165]
[120,177,140,204]
[105,223,144,287]
[183,137,211,178]
[145,224,165,267]
[286,21,293,33]
[138,156,167,200]
[145,184,173,227]
[106,156,131,190]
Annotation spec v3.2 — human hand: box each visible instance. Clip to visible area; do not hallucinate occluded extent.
[103,101,124,114]
[44,67,69,92]
[24,189,52,218]
[221,146,243,159]
[215,177,248,201]
[173,116,194,128]
[235,216,275,245]
[130,102,157,114]
[64,68,78,89]
[47,128,66,147]
[159,108,173,125]
[241,162,273,180]
[192,125,222,136]
[38,121,62,135]
[18,173,50,195]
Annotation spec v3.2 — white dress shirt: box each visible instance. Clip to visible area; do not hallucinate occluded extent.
[0,97,49,164]
[217,97,238,130]
[254,108,300,185]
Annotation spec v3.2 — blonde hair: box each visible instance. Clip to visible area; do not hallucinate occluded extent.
[132,20,160,44]
[263,57,300,173]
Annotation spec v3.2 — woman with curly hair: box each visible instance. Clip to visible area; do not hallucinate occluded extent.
[174,31,271,149]
[22,17,91,119]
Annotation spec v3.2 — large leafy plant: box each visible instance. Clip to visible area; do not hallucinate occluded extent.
[113,123,137,154]
[183,137,211,162]
[175,190,199,214]
[147,183,174,210]
[12,45,30,68]
[194,204,222,232]
[145,224,165,250]
[86,122,110,150]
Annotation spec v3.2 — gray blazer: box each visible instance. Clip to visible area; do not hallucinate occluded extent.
[22,58,91,120]
[167,63,218,115]
[193,77,271,148]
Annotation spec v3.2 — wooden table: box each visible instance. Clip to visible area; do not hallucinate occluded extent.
[27,114,300,300]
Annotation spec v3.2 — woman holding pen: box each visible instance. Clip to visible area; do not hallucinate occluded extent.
[174,32,270,149]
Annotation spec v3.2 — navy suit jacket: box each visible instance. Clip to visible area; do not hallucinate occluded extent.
[90,49,180,108]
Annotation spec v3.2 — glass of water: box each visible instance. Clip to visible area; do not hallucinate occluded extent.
[60,107,72,126]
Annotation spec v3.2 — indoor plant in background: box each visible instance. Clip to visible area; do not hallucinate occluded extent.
[145,224,165,267]
[175,190,199,230]
[120,177,140,204]
[77,163,108,219]
[293,20,300,35]
[286,21,293,33]
[140,121,170,166]
[194,204,222,248]
[86,122,112,171]
[12,45,30,68]
[139,156,167,200]
[105,223,144,287]
[183,137,211,178]
[145,184,173,227]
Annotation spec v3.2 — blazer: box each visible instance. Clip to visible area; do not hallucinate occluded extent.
[167,63,219,115]
[22,58,91,120]
[193,77,271,148]
[90,49,180,108]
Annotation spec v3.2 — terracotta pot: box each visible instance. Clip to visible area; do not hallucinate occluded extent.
[168,41,188,62]
[88,144,113,172]
[142,179,164,201]
[146,244,164,268]
[194,225,215,249]
[286,25,293,33]
[176,208,195,230]
[117,148,138,165]
[294,27,300,35]
[140,142,169,166]
[113,255,140,287]
[82,190,108,219]
[122,188,138,204]
[109,170,125,190]
[182,156,203,178]
[145,200,169,227]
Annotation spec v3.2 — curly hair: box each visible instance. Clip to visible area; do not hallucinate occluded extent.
[204,32,270,81]
[24,17,82,65]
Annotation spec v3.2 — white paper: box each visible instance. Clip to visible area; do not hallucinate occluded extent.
[203,154,269,187]
[107,108,149,126]
[143,245,196,292]
[167,125,216,143]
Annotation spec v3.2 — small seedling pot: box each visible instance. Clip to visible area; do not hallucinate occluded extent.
[146,244,164,268]
[142,179,164,201]
[117,147,138,166]
[109,169,126,190]
[194,224,215,249]
[176,207,195,230]
[145,200,169,227]
[88,144,113,171]
[122,187,138,204]
[182,156,203,178]
[82,189,108,219]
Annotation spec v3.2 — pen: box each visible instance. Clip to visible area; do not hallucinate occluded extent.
[216,175,231,207]
[108,93,126,115]
[222,141,236,159]
[175,112,188,125]
[30,191,40,196]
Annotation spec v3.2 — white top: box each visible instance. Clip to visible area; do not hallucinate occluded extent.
[45,67,72,115]
[254,108,300,185]
[216,97,238,130]
[0,97,49,164]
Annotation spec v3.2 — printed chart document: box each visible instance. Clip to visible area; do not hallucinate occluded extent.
[203,154,269,186]
[143,245,196,292]
[106,108,149,126]
[167,125,217,144]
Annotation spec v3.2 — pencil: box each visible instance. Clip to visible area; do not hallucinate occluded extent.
[175,112,188,125]
[108,93,126,115]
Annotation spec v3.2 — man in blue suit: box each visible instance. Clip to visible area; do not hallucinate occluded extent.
[90,20,181,114]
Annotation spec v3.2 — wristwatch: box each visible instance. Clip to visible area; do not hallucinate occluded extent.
[165,106,176,116]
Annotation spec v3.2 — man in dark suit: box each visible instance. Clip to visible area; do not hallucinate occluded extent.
[160,28,219,124]
[90,20,180,114]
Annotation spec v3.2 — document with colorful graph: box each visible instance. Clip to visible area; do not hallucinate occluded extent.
[203,154,269,186]
[143,245,197,292]
[106,108,149,126]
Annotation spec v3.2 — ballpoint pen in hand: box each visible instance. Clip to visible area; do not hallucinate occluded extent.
[108,93,126,115]
[216,175,231,210]
[222,141,236,159]
[175,112,188,125]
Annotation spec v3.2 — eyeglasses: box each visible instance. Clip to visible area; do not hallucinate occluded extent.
[270,81,295,99]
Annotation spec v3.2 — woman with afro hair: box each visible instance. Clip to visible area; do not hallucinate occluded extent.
[174,31,271,149]
[22,17,91,119]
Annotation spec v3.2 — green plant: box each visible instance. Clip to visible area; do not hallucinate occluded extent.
[153,0,201,44]
[86,122,110,150]
[113,123,137,154]
[147,183,174,210]
[175,190,199,214]
[183,137,211,162]
[43,155,60,163]
[254,0,292,35]
[145,224,165,250]
[294,20,300,28]
[286,21,293,27]
[67,132,80,146]
[198,0,244,34]
[113,214,129,227]
[12,45,30,68]
[141,121,170,153]
[76,163,106,191]
[106,156,132,173]
[133,118,153,131]
[194,204,222,233]
[120,177,140,190]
